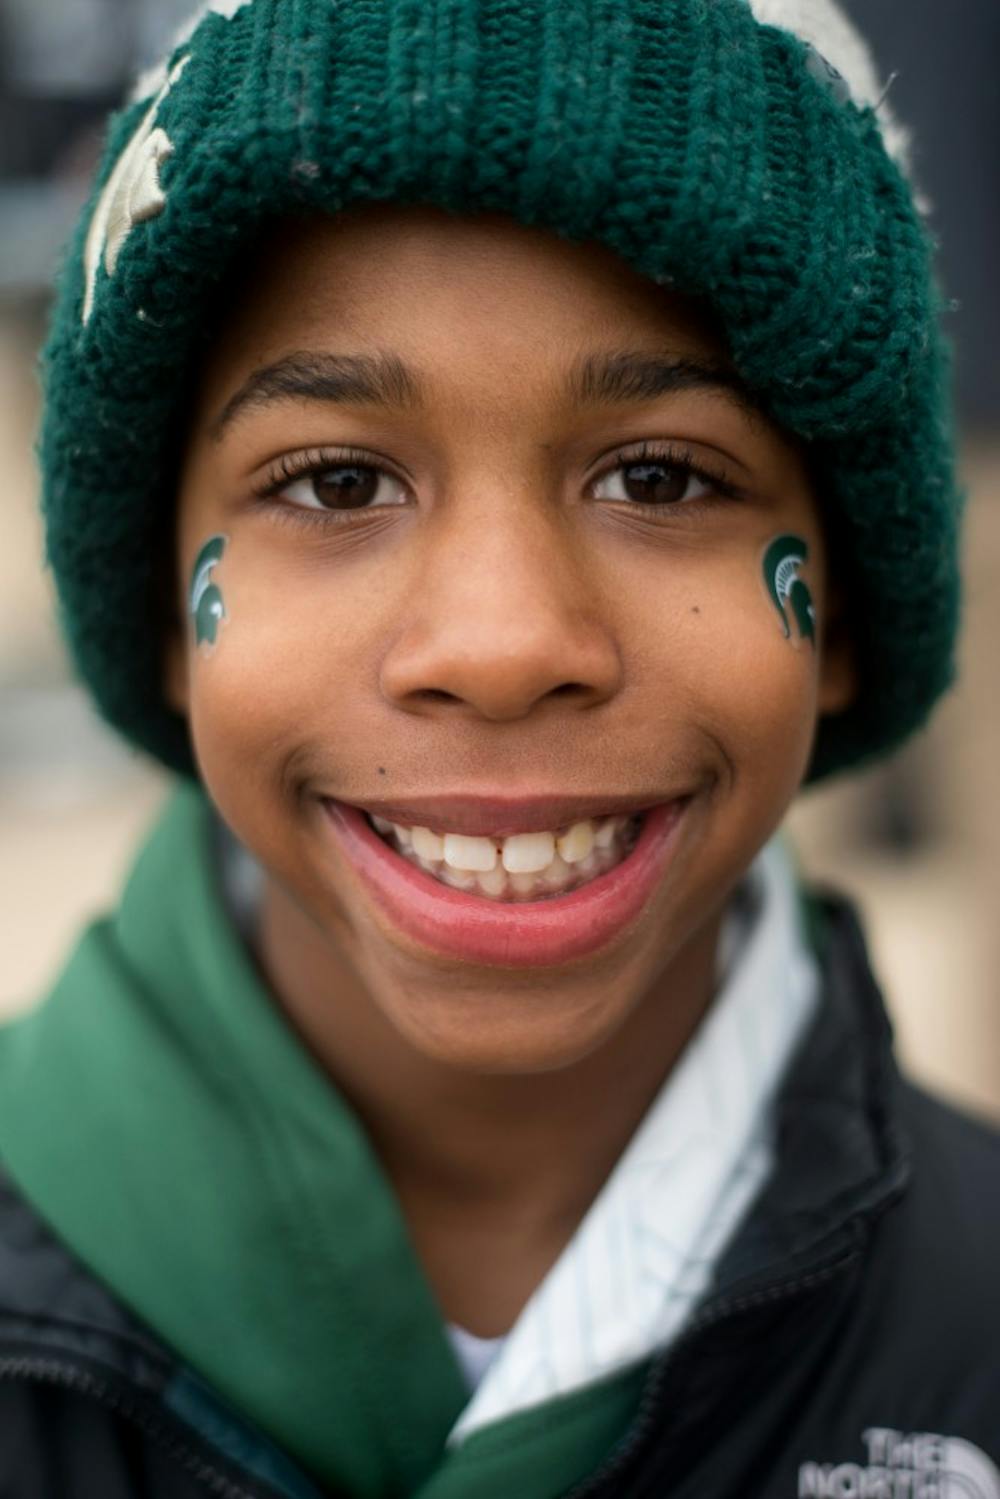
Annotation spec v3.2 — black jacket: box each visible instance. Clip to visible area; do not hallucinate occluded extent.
[2,893,999,1499]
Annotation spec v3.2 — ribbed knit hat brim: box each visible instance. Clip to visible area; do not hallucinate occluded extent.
[39,0,962,781]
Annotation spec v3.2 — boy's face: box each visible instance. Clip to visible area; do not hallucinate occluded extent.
[167,205,854,1073]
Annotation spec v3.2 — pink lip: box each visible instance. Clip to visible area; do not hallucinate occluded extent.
[321,798,688,968]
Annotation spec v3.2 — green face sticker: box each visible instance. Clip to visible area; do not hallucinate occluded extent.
[189,534,228,649]
[762,534,816,647]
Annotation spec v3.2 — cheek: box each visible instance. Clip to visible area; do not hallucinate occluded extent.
[670,561,821,790]
[707,584,815,779]
[183,548,360,794]
[722,630,817,768]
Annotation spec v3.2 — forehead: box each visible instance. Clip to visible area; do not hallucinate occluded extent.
[199,203,734,395]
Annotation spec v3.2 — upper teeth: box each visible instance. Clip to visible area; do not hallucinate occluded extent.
[371,814,632,873]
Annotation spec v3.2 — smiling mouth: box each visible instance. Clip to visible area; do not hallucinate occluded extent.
[322,798,689,968]
[363,809,645,903]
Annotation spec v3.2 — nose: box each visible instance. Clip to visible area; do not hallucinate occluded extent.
[379,485,623,723]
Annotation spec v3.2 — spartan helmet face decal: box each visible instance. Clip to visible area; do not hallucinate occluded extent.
[763,534,816,647]
[189,534,229,649]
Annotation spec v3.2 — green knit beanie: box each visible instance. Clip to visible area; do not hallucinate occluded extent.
[38,0,963,783]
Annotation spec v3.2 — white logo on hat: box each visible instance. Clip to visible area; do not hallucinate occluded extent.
[81,55,190,324]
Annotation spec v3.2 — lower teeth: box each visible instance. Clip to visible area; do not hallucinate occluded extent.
[374,816,643,902]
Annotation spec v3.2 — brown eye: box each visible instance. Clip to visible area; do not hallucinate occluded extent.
[281,463,407,512]
[593,459,712,508]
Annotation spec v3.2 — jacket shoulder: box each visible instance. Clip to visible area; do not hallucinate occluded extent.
[896,1076,1000,1245]
[900,1075,1000,1147]
[862,1077,1000,1386]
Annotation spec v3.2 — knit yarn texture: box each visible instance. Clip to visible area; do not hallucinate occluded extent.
[39,0,963,782]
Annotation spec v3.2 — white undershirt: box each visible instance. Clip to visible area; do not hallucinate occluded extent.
[446,1321,507,1390]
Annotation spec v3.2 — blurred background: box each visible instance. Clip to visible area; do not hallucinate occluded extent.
[1,1,998,1122]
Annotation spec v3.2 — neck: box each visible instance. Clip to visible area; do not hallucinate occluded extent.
[257,877,725,1332]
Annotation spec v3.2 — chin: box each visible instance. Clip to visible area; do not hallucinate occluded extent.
[382,987,627,1076]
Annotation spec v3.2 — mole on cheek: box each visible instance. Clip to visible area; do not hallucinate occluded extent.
[188,533,229,651]
[762,534,816,648]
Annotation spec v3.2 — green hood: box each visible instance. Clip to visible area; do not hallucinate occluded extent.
[0,782,646,1498]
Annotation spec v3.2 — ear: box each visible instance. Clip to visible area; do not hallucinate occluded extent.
[817,580,858,716]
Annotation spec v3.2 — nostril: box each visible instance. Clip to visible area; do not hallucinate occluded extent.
[414,689,460,705]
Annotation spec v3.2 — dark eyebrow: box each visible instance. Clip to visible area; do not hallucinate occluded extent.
[210,351,420,440]
[211,346,764,441]
[568,350,764,425]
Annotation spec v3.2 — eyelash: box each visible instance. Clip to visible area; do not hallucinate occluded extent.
[597,442,743,515]
[251,442,743,527]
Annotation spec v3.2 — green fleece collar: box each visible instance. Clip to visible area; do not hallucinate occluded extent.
[0,782,645,1497]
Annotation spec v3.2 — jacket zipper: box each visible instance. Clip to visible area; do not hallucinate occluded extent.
[562,1243,864,1499]
[0,1354,260,1498]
